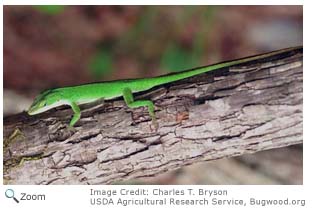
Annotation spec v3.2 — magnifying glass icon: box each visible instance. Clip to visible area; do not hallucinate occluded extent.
[5,189,19,203]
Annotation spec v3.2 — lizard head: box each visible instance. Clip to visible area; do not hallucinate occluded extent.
[28,89,64,115]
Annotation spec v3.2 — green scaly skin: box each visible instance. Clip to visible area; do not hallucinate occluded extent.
[28,47,298,127]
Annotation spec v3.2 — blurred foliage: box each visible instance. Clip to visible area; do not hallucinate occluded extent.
[160,7,216,73]
[4,5,302,92]
[160,43,196,72]
[89,49,113,79]
[33,5,65,15]
[116,6,217,74]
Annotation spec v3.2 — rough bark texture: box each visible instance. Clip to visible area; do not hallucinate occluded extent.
[3,47,303,185]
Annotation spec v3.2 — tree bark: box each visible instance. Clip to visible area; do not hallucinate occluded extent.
[3,47,303,185]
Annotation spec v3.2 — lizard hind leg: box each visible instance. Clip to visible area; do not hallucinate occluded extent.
[69,102,81,127]
[122,87,158,129]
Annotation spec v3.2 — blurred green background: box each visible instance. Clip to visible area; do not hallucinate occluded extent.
[4,6,303,93]
[3,5,303,184]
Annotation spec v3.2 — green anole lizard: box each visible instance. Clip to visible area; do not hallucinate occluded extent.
[28,47,297,128]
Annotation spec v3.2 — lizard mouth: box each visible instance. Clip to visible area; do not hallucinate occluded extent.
[27,105,43,115]
[27,107,36,115]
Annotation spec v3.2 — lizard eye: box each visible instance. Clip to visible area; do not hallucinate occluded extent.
[40,101,47,107]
